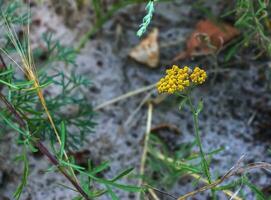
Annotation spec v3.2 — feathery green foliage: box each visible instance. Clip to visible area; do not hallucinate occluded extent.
[235,0,271,53]
[137,0,156,37]
[224,0,271,60]
[0,1,141,199]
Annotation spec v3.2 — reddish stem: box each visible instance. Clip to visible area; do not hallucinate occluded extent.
[0,92,91,200]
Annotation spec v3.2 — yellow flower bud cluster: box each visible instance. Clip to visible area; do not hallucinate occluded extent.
[190,67,207,85]
[157,65,207,94]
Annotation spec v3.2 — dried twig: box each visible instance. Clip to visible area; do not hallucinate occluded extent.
[154,152,243,200]
[148,188,160,200]
[124,90,154,127]
[94,84,156,110]
[145,185,177,199]
[137,103,153,200]
[151,123,180,135]
[177,161,271,200]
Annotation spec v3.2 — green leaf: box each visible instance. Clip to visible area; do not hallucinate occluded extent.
[0,112,26,135]
[72,197,83,200]
[60,160,85,170]
[178,97,187,111]
[0,79,19,89]
[13,80,34,88]
[28,142,38,153]
[90,189,107,198]
[90,161,110,175]
[195,99,204,115]
[246,179,266,200]
[59,121,66,160]
[13,147,29,200]
[110,167,134,182]
[0,68,14,76]
[215,178,242,191]
[108,182,142,192]
[106,186,120,200]
[92,0,102,22]
[45,165,58,173]
[79,170,142,193]
[225,43,240,62]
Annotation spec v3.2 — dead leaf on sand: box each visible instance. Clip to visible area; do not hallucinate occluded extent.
[173,20,240,61]
[129,28,159,68]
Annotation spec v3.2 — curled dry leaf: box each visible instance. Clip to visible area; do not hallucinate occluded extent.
[129,28,159,68]
[173,20,240,61]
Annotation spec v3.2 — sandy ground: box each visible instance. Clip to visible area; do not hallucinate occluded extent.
[0,0,271,199]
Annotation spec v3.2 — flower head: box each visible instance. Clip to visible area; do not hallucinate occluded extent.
[190,67,207,85]
[157,65,207,94]
[157,65,190,94]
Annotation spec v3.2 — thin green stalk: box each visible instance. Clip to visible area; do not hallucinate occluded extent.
[187,94,216,199]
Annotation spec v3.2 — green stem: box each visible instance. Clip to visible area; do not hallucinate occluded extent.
[187,94,216,199]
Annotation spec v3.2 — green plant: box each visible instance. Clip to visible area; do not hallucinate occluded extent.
[0,1,141,199]
[140,65,271,200]
[156,65,217,198]
[235,0,271,52]
[224,0,271,60]
[1,1,271,200]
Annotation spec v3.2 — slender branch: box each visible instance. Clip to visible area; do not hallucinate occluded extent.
[187,94,215,199]
[0,53,7,92]
[177,161,271,200]
[35,142,90,199]
[146,185,177,199]
[148,188,160,200]
[153,152,242,200]
[0,92,91,200]
[187,95,211,181]
[137,103,153,200]
[94,84,156,110]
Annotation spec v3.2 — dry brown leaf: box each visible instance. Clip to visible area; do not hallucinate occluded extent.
[173,20,240,61]
[129,28,159,68]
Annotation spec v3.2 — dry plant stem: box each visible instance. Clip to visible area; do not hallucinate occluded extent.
[150,123,180,135]
[177,162,271,200]
[189,173,242,200]
[0,93,91,200]
[146,185,177,199]
[94,84,156,110]
[35,142,91,200]
[154,152,242,200]
[148,188,160,200]
[137,103,153,200]
[124,90,153,127]
[27,72,79,184]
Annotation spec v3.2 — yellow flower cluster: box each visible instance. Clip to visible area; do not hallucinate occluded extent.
[157,65,207,94]
[157,65,190,94]
[190,67,207,85]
